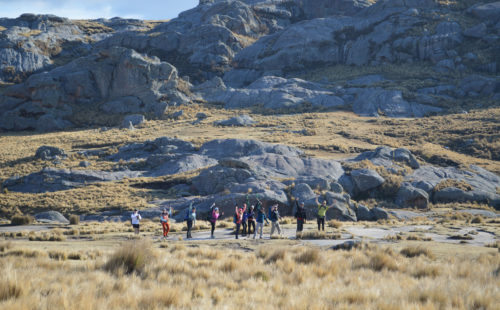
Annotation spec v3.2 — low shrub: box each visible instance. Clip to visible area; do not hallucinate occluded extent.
[401,246,434,258]
[0,280,22,301]
[264,248,287,264]
[69,215,80,225]
[327,220,342,229]
[300,231,341,240]
[0,241,12,252]
[470,216,484,224]
[48,250,68,261]
[10,215,34,226]
[295,248,321,264]
[104,240,155,275]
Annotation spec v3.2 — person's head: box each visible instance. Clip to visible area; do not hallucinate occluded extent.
[192,207,196,212]
[300,202,305,208]
[250,205,254,210]
[134,209,139,214]
[214,207,219,212]
[243,203,247,208]
[162,209,167,214]
[322,200,327,206]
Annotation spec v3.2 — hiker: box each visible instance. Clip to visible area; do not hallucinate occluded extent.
[131,210,142,235]
[241,203,248,236]
[246,205,256,235]
[315,197,329,231]
[234,204,246,239]
[209,203,219,239]
[160,207,172,240]
[270,204,282,237]
[294,200,307,237]
[185,203,196,239]
[254,201,269,239]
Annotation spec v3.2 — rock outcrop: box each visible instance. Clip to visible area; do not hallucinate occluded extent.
[0,47,190,131]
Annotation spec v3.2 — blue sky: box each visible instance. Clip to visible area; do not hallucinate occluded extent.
[0,0,199,20]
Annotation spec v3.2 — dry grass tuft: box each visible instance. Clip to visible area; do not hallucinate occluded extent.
[48,250,67,261]
[435,179,473,192]
[104,240,155,275]
[299,231,341,240]
[400,246,435,259]
[470,215,484,224]
[0,279,22,301]
[0,241,12,252]
[10,214,34,225]
[327,219,342,229]
[295,248,321,264]
[69,215,80,225]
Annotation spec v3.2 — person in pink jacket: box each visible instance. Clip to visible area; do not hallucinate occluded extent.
[234,204,246,239]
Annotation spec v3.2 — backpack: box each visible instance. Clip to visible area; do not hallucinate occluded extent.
[184,209,190,221]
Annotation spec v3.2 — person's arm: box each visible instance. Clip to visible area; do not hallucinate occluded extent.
[315,196,319,205]
[169,207,172,217]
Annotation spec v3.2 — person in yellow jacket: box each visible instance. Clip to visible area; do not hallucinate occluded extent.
[315,197,330,231]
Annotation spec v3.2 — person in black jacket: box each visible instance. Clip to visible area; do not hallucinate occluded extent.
[294,201,307,237]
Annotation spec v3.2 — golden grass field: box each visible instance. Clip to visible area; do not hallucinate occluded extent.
[0,105,499,218]
[0,219,499,310]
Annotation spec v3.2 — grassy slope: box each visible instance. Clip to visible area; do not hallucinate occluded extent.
[0,231,498,309]
[0,105,499,217]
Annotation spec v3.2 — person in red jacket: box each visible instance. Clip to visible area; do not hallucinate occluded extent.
[234,204,246,239]
[160,207,172,240]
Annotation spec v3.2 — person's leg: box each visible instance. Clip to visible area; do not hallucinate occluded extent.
[250,221,255,234]
[235,223,240,239]
[253,222,259,239]
[187,220,192,238]
[259,222,264,238]
[166,222,170,237]
[211,221,215,237]
[317,218,321,231]
[242,222,247,236]
[270,222,275,236]
[276,222,282,235]
[321,218,325,231]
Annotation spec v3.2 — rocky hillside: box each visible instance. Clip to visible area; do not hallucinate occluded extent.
[0,0,499,131]
[0,0,499,220]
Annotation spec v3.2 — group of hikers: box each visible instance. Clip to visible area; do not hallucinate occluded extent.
[130,196,332,240]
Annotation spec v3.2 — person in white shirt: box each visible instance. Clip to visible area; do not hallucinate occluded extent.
[131,210,142,235]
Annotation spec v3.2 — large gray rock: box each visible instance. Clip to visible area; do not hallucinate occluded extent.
[434,187,500,208]
[351,146,420,169]
[192,165,254,195]
[3,167,141,193]
[352,88,441,118]
[350,169,385,192]
[407,165,500,208]
[214,114,256,126]
[145,154,218,177]
[122,114,145,128]
[34,210,69,224]
[286,176,331,191]
[463,23,487,38]
[0,47,190,131]
[198,76,345,110]
[324,192,357,221]
[292,183,317,202]
[35,146,67,160]
[468,2,500,23]
[110,137,196,161]
[356,204,375,221]
[0,14,116,84]
[395,183,429,209]
[200,139,302,158]
[371,207,389,220]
